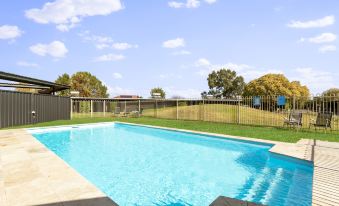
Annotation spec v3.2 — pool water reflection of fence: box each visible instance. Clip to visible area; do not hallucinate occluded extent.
[71,95,339,132]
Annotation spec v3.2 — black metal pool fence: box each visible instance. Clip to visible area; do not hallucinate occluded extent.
[71,95,339,132]
[0,90,70,128]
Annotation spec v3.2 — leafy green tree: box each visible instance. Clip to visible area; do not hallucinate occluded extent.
[202,69,245,98]
[55,72,109,98]
[55,73,71,96]
[150,87,166,98]
[244,74,310,97]
[322,88,339,96]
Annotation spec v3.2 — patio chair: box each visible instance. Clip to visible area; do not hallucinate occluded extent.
[309,112,332,130]
[128,108,143,118]
[283,111,303,128]
[113,107,124,117]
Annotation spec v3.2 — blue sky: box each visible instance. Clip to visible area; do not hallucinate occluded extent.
[0,0,338,98]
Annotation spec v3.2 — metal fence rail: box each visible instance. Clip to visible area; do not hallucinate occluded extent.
[71,95,339,132]
[0,90,70,128]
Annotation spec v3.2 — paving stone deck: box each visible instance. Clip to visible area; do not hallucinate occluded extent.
[0,129,118,206]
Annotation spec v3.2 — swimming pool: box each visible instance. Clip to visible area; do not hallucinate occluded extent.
[30,123,313,206]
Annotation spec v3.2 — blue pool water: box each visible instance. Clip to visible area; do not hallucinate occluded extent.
[31,123,313,206]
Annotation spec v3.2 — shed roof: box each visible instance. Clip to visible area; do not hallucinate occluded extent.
[0,71,70,94]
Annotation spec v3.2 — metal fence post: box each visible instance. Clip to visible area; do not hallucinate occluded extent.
[90,100,93,118]
[103,100,106,117]
[138,99,141,112]
[70,98,73,119]
[176,99,179,120]
[202,99,205,121]
[237,96,240,124]
[155,100,158,118]
[31,93,34,124]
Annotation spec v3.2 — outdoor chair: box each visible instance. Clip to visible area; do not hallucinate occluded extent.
[283,111,303,128]
[113,107,125,117]
[128,108,143,118]
[309,112,332,130]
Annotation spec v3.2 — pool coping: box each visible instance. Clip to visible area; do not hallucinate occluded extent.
[1,121,339,206]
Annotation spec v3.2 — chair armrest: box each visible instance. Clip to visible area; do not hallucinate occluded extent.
[326,118,331,126]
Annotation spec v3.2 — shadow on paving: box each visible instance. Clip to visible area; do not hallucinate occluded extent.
[210,196,266,206]
[33,197,118,206]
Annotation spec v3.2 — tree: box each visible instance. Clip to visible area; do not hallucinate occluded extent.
[244,74,310,97]
[55,73,71,96]
[150,87,166,98]
[55,72,109,98]
[322,88,339,96]
[202,69,245,98]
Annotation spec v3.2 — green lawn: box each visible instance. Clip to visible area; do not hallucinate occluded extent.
[3,116,338,143]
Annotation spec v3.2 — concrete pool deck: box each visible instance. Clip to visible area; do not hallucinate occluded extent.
[0,122,338,206]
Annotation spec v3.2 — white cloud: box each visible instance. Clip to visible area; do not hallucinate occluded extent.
[171,50,191,55]
[308,33,337,43]
[287,15,335,29]
[113,72,123,79]
[25,0,123,31]
[94,53,125,62]
[0,25,23,40]
[168,0,216,9]
[79,31,113,49]
[204,0,217,4]
[96,44,110,50]
[319,45,337,53]
[195,58,211,67]
[16,61,39,68]
[79,31,138,50]
[29,41,68,58]
[293,67,337,93]
[163,38,185,48]
[168,2,185,8]
[112,42,138,50]
[186,0,200,8]
[168,0,200,9]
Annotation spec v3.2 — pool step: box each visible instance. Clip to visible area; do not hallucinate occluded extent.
[242,167,270,202]
[241,167,285,205]
[259,168,283,205]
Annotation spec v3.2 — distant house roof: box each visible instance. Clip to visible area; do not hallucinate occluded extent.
[0,71,70,94]
[114,95,140,99]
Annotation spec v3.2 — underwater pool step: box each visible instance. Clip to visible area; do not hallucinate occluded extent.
[210,196,266,206]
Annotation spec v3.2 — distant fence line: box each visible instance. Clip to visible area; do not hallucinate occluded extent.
[0,90,71,128]
[71,95,339,132]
